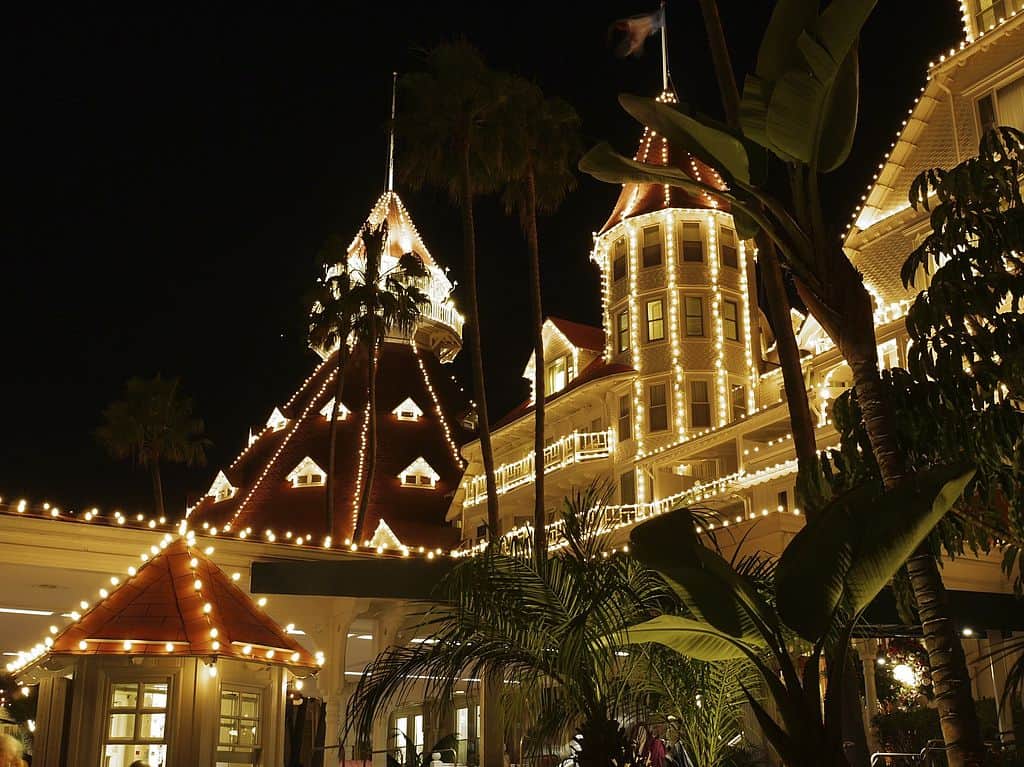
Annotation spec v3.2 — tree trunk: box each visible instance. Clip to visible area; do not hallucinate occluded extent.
[326,341,350,538]
[459,139,500,539]
[355,343,380,542]
[692,0,821,513]
[150,461,165,519]
[798,268,987,767]
[525,169,546,563]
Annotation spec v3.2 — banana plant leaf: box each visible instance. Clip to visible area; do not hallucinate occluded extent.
[765,0,876,170]
[755,0,820,82]
[616,614,756,661]
[617,95,751,185]
[775,463,975,641]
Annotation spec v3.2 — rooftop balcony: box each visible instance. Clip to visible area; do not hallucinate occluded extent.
[462,429,614,508]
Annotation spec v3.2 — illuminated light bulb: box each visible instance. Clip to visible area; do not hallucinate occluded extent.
[207,664,217,678]
[21,686,30,696]
[295,679,304,690]
[140,553,148,562]
[210,628,218,638]
[257,598,267,607]
[203,603,212,614]
[266,649,275,659]
[212,640,220,650]
[204,547,214,555]
[110,577,119,586]
[127,567,137,576]
[194,579,203,591]
[243,644,253,655]
[49,625,58,634]
[80,601,89,610]
[231,572,241,582]
[285,623,294,633]
[99,589,109,599]
[70,611,80,620]
[165,642,174,652]
[79,640,88,650]
[123,640,132,650]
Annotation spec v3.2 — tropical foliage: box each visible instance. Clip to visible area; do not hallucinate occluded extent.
[620,465,974,767]
[96,374,209,517]
[346,485,760,767]
[579,1,989,760]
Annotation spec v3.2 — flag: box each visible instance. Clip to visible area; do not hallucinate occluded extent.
[609,6,665,58]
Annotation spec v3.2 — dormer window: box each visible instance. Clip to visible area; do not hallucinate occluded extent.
[207,471,237,502]
[266,407,288,432]
[393,397,424,422]
[320,397,350,420]
[399,457,440,489]
[286,457,326,488]
[546,354,575,395]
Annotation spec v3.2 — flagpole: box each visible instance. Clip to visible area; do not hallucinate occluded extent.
[660,0,670,92]
[386,71,398,192]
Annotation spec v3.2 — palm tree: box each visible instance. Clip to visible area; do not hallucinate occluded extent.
[350,219,430,542]
[345,483,676,767]
[96,375,209,517]
[397,42,505,538]
[308,234,357,537]
[497,75,582,563]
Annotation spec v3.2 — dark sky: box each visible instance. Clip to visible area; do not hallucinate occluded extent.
[2,2,962,514]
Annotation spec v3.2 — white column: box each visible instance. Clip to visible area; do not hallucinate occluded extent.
[858,639,881,755]
[372,605,408,767]
[321,598,363,764]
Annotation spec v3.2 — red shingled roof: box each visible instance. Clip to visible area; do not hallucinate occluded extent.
[49,537,317,672]
[599,96,730,235]
[548,317,604,352]
[190,340,472,550]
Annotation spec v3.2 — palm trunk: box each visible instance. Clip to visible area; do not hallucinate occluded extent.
[150,462,165,518]
[459,138,500,539]
[525,169,546,563]
[326,341,350,538]
[798,255,986,767]
[356,339,379,543]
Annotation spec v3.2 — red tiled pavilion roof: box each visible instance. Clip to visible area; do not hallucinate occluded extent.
[44,537,317,673]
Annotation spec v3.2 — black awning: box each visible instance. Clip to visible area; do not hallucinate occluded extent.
[858,588,1024,638]
[251,556,455,600]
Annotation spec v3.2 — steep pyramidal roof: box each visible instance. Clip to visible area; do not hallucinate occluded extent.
[17,537,317,674]
[189,192,472,550]
[599,91,730,235]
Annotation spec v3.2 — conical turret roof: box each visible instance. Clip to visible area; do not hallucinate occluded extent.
[599,91,730,235]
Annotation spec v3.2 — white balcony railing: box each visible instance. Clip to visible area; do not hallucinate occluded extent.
[420,300,464,338]
[463,429,614,507]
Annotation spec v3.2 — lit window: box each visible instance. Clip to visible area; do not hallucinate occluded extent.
[218,686,261,766]
[620,470,637,506]
[266,407,288,432]
[286,457,326,488]
[690,380,712,428]
[207,471,237,503]
[731,383,748,421]
[777,490,789,513]
[103,680,169,767]
[641,225,662,267]
[974,0,1024,36]
[681,221,703,262]
[399,457,440,489]
[617,310,630,353]
[394,716,409,765]
[646,299,665,342]
[720,226,739,269]
[393,397,424,422]
[613,237,627,281]
[977,73,1024,133]
[618,395,632,442]
[320,398,350,420]
[723,299,740,342]
[684,297,704,337]
[547,354,574,394]
[648,384,669,432]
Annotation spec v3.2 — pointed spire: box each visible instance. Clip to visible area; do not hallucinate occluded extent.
[660,1,670,93]
[386,71,398,192]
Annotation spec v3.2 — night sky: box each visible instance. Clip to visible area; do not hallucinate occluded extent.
[3,3,962,514]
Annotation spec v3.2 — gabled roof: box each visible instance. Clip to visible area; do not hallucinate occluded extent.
[547,317,605,352]
[32,537,317,673]
[599,91,729,236]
